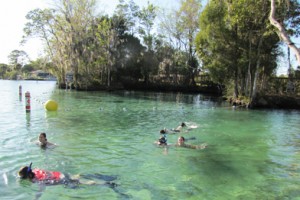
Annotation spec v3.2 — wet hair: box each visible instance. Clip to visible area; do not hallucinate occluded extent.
[18,163,34,179]
[181,122,186,127]
[158,136,167,144]
[160,129,166,134]
[179,136,185,141]
[40,132,47,139]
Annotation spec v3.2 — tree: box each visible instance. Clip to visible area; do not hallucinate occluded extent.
[0,63,8,78]
[196,0,280,101]
[176,0,201,85]
[8,50,29,71]
[269,0,300,65]
[23,0,99,88]
[159,0,201,86]
[95,16,118,87]
[114,0,139,35]
[137,2,157,52]
[136,2,158,83]
[23,8,64,83]
[115,33,145,82]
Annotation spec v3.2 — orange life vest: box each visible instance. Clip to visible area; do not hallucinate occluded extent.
[33,169,62,181]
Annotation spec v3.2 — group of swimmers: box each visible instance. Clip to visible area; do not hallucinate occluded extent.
[18,133,118,189]
[18,123,205,194]
[155,122,207,150]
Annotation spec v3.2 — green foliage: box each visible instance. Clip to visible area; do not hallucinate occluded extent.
[196,0,281,99]
[0,63,9,79]
[21,64,35,74]
[115,0,139,34]
[115,33,145,81]
[17,0,299,93]
[8,50,29,70]
[5,70,19,80]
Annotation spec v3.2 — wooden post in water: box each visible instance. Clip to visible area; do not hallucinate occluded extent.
[19,85,22,101]
[25,91,31,112]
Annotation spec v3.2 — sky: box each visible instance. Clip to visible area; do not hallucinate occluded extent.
[0,0,297,75]
[0,0,178,64]
[0,0,47,64]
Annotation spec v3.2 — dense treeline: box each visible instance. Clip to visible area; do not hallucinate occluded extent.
[196,0,300,103]
[18,0,203,90]
[0,0,300,105]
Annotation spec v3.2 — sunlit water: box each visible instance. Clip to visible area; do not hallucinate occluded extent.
[0,80,300,200]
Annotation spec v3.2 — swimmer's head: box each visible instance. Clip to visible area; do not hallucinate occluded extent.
[181,122,186,127]
[158,136,167,145]
[39,133,47,144]
[160,129,166,134]
[178,136,185,144]
[18,162,34,179]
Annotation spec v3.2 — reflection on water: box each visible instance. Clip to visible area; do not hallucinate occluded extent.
[0,80,300,199]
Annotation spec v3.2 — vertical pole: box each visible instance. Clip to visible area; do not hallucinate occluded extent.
[19,85,22,101]
[25,91,31,112]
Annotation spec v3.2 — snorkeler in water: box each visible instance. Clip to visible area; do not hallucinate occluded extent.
[18,162,117,187]
[18,162,130,199]
[154,134,168,146]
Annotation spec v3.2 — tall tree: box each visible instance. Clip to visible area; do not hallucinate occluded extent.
[23,8,66,84]
[94,17,118,87]
[176,0,202,85]
[137,2,157,52]
[136,2,158,83]
[0,64,9,78]
[8,50,29,71]
[196,0,280,100]
[114,0,139,35]
[269,0,300,65]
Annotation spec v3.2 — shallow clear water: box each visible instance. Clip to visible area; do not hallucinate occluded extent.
[1,80,300,200]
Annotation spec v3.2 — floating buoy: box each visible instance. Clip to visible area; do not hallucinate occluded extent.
[44,100,58,111]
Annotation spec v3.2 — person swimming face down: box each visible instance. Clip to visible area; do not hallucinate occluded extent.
[18,163,34,180]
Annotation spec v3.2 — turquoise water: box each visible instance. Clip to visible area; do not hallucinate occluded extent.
[1,80,300,200]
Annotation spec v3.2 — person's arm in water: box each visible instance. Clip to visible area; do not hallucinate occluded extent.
[179,143,207,149]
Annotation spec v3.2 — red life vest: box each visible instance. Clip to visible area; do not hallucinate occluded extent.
[33,169,62,181]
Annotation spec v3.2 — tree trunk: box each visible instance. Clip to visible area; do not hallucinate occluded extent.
[269,0,300,65]
[245,34,252,97]
[233,24,239,99]
[251,34,264,101]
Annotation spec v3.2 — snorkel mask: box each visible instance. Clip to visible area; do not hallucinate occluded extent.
[159,135,167,144]
[26,162,32,177]
[18,162,33,179]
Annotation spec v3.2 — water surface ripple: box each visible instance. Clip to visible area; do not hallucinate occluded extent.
[0,80,300,199]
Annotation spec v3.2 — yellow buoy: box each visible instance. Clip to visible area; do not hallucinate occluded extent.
[44,100,58,111]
